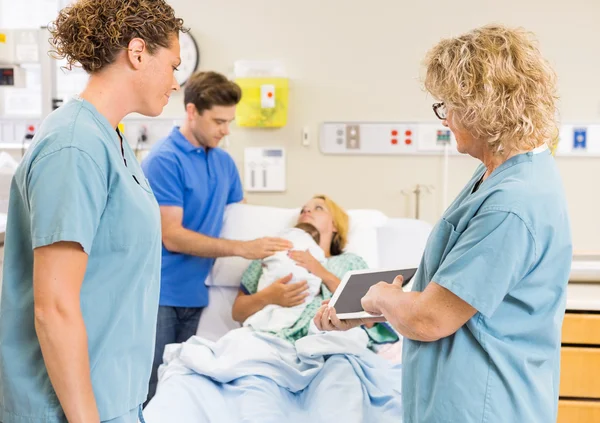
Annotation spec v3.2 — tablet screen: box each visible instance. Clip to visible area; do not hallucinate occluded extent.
[333,268,418,314]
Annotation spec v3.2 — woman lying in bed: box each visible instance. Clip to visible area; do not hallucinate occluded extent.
[143,196,402,423]
[231,194,398,345]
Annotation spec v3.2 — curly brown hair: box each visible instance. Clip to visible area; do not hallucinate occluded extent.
[184,72,242,114]
[49,0,185,73]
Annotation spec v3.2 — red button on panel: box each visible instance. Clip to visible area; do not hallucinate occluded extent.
[405,130,412,136]
[391,139,398,145]
[391,130,398,136]
[405,139,412,145]
[28,125,35,132]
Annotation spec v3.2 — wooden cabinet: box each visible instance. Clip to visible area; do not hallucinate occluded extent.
[558,311,600,423]
[558,400,600,422]
[562,314,600,345]
[560,347,600,398]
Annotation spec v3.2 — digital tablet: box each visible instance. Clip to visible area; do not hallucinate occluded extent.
[328,268,418,319]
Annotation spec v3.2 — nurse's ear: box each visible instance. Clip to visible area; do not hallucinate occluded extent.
[126,38,147,70]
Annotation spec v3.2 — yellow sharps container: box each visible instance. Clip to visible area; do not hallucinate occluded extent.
[234,61,288,128]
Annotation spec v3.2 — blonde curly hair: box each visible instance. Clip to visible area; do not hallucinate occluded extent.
[424,24,559,154]
[49,0,185,73]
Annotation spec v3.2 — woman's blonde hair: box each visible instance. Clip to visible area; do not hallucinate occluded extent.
[313,195,349,256]
[424,24,559,154]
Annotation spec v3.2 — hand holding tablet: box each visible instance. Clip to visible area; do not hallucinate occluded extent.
[328,268,418,319]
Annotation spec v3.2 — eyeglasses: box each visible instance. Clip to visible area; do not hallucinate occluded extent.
[432,102,447,120]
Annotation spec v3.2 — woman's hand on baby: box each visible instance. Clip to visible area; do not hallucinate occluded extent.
[239,237,293,260]
[264,274,310,307]
[288,250,325,277]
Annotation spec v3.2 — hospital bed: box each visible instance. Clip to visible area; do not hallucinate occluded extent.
[142,204,433,422]
[195,204,433,343]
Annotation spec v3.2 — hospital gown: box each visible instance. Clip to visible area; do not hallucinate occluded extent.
[241,252,398,345]
[244,227,327,332]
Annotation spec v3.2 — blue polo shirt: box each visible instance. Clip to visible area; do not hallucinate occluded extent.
[141,127,243,308]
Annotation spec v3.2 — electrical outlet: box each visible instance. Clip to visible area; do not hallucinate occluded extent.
[302,126,310,146]
[346,124,360,149]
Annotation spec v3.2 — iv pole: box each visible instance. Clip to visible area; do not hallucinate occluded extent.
[402,184,434,220]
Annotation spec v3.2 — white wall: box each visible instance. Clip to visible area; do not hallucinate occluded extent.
[0,0,58,28]
[161,0,600,251]
[2,0,598,251]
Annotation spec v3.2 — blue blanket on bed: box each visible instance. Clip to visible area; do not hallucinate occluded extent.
[143,327,402,423]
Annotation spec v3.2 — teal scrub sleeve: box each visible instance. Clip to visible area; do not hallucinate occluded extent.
[28,146,108,254]
[432,208,537,318]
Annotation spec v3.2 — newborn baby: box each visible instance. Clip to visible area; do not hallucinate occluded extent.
[243,222,326,333]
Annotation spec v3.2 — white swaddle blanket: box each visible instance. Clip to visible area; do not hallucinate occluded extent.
[243,227,326,332]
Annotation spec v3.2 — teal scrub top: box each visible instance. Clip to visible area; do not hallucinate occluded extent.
[0,97,162,422]
[402,147,572,423]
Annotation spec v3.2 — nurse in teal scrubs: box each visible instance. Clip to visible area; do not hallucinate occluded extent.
[0,1,184,422]
[316,24,572,423]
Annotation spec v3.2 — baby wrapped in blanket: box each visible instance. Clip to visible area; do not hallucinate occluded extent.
[243,223,326,332]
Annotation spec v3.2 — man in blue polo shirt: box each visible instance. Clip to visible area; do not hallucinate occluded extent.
[141,71,292,403]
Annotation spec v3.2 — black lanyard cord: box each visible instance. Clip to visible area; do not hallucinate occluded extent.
[116,129,140,185]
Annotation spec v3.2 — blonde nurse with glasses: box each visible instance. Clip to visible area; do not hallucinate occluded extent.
[316,24,572,423]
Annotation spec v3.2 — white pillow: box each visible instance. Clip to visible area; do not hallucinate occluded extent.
[377,218,433,269]
[344,209,388,268]
[206,203,298,287]
[206,204,388,287]
[195,286,241,340]
[377,218,433,292]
